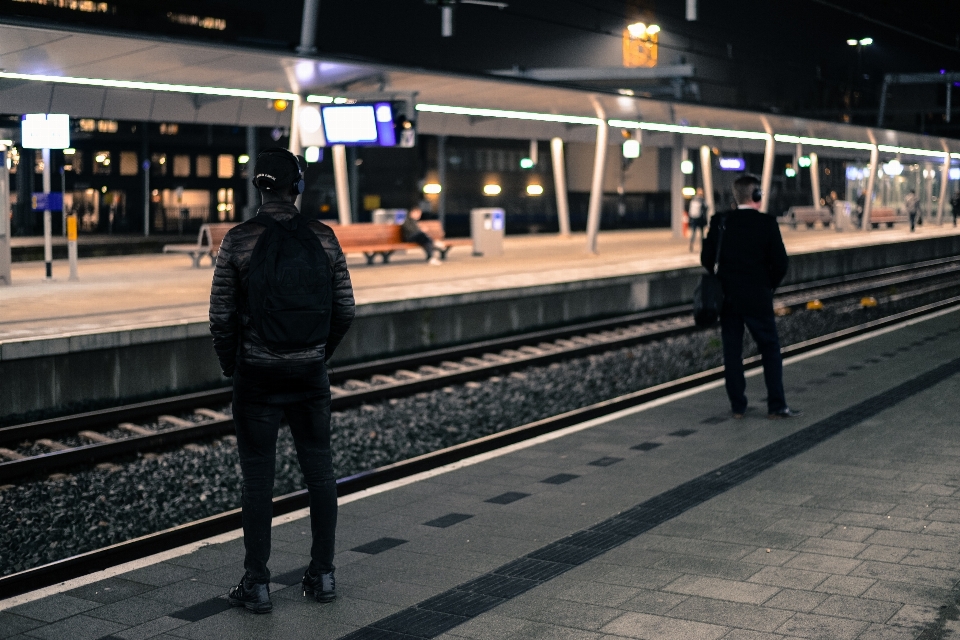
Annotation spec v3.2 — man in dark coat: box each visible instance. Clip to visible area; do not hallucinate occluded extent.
[700,174,800,419]
[209,148,355,612]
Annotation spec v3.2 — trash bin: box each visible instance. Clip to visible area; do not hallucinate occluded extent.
[470,208,505,256]
[372,208,407,225]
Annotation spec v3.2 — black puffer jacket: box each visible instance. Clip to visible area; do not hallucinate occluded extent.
[209,202,355,376]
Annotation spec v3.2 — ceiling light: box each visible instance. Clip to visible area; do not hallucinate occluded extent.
[646,24,660,35]
[882,159,903,176]
[0,71,296,100]
[519,157,535,169]
[483,184,501,196]
[237,154,250,164]
[798,155,811,168]
[622,139,641,159]
[680,160,694,174]
[305,146,321,163]
[610,119,771,141]
[627,22,646,37]
[423,183,442,194]
[415,103,603,127]
[682,187,696,197]
[63,148,76,155]
[526,184,544,195]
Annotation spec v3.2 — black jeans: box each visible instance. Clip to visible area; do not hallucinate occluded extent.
[407,230,437,259]
[720,311,786,414]
[233,361,336,583]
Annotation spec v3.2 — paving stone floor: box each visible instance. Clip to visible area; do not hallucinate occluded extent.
[3,308,960,640]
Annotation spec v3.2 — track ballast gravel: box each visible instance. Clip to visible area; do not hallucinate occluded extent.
[1,288,956,576]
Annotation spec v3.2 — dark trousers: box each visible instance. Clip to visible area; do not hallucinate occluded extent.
[689,220,706,251]
[233,361,337,583]
[407,231,437,259]
[720,311,786,414]
[909,212,917,232]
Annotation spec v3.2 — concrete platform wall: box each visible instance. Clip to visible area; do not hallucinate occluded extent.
[3,233,960,423]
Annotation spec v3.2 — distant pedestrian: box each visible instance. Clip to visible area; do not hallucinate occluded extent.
[701,174,801,420]
[210,148,355,613]
[904,190,920,232]
[688,188,708,252]
[402,206,446,265]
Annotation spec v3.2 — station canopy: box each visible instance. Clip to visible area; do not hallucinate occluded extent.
[1,21,958,163]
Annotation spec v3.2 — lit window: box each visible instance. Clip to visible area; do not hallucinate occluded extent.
[97,120,118,133]
[217,154,235,179]
[78,119,96,132]
[195,155,212,178]
[118,151,137,176]
[94,151,111,175]
[217,188,234,221]
[173,154,191,177]
[160,123,179,135]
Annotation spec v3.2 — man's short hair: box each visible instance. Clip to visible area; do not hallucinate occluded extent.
[732,174,762,204]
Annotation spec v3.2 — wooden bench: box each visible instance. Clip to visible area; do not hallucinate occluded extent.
[163,222,237,267]
[866,207,909,229]
[328,220,471,264]
[779,206,833,229]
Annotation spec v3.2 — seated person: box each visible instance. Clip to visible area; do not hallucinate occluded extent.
[401,207,446,265]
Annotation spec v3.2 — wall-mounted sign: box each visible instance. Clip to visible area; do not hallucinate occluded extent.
[21,114,70,149]
[32,192,63,211]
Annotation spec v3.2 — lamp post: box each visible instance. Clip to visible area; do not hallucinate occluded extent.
[847,37,873,85]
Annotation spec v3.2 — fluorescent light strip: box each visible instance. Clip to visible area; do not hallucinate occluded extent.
[774,134,875,151]
[609,119,771,141]
[0,71,296,101]
[414,103,603,126]
[877,144,948,159]
[306,95,334,103]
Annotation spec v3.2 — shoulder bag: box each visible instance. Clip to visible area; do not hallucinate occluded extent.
[692,218,725,327]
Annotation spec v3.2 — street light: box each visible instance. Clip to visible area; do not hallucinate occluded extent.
[859,37,873,46]
[846,39,858,46]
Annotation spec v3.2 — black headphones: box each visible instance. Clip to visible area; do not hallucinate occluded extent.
[752,186,763,202]
[254,147,306,195]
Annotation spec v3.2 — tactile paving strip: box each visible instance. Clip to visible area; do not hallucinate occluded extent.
[338,357,960,640]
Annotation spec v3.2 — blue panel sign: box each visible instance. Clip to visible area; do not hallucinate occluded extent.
[718,157,747,171]
[32,192,63,211]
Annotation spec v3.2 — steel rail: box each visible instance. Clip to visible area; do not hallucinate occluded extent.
[1,262,959,483]
[1,295,957,600]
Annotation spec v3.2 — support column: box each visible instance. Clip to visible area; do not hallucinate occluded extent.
[42,148,52,280]
[809,152,821,208]
[760,134,775,214]
[297,0,320,54]
[862,143,879,230]
[0,144,11,285]
[332,144,352,225]
[938,141,950,224]
[288,96,303,156]
[142,122,150,236]
[585,103,608,254]
[245,126,258,220]
[699,145,715,219]
[550,137,571,236]
[671,134,685,238]
[437,135,447,228]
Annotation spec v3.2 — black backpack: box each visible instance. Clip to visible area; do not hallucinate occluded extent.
[245,214,332,351]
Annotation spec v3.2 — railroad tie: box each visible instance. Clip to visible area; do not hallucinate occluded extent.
[36,439,70,451]
[78,430,115,444]
[329,385,347,396]
[158,415,194,428]
[460,357,487,367]
[370,374,398,385]
[393,369,422,380]
[0,447,25,461]
[118,422,153,436]
[194,408,230,421]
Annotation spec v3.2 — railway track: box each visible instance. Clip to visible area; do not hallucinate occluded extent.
[1,256,960,485]
[2,293,959,600]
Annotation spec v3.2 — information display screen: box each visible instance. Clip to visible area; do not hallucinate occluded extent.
[21,114,70,149]
[320,102,397,147]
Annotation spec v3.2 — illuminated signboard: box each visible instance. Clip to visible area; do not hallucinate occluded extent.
[21,114,70,149]
[718,157,746,171]
[320,102,397,147]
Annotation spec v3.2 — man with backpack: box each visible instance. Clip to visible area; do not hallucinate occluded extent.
[209,147,355,613]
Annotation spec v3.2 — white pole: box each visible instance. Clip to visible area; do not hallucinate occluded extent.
[42,147,52,280]
[699,145,715,219]
[550,138,570,236]
[671,134,685,238]
[863,144,879,230]
[809,152,821,209]
[585,107,608,254]
[332,144,352,225]
[760,135,775,214]
[938,141,950,225]
[0,145,10,285]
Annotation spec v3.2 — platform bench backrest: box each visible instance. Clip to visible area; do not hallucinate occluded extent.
[203,223,237,254]
[330,223,403,249]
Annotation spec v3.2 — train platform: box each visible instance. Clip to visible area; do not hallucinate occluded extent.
[2,302,960,639]
[3,224,960,344]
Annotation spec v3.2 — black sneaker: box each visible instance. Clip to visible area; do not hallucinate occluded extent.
[228,575,272,614]
[768,407,803,419]
[302,568,336,603]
